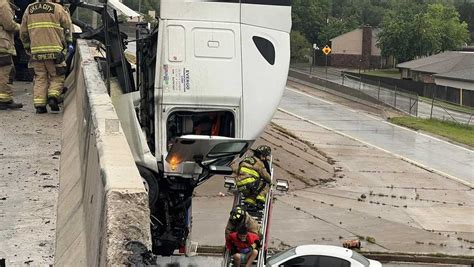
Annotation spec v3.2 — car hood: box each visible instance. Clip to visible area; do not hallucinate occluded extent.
[368,259,382,267]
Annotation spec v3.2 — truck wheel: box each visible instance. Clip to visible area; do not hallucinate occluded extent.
[137,166,159,210]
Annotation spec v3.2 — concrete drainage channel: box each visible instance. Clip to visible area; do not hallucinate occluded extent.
[55,39,151,265]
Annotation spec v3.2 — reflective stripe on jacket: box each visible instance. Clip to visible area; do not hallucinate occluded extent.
[240,166,260,178]
[236,156,272,185]
[0,0,20,55]
[20,0,72,60]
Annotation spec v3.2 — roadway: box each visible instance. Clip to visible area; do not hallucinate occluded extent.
[279,86,473,187]
[290,67,473,124]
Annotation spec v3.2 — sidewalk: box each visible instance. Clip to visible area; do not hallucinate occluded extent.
[0,82,61,265]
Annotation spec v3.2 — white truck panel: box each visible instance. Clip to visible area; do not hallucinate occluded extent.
[241,24,290,140]
[241,3,292,33]
[160,0,240,23]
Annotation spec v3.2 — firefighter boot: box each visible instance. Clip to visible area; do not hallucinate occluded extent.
[0,101,23,110]
[256,194,266,209]
[48,97,60,112]
[243,197,259,211]
[36,106,47,114]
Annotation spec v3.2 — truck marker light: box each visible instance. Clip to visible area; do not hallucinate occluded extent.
[170,156,179,171]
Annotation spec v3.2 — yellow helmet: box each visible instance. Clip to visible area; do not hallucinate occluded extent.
[230,206,245,222]
[253,145,271,157]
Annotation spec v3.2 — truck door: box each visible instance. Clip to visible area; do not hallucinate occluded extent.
[155,1,245,157]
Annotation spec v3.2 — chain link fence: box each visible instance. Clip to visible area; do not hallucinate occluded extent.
[342,73,418,116]
[424,94,474,126]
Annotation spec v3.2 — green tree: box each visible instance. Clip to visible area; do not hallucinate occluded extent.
[290,31,311,62]
[377,1,422,62]
[292,0,331,45]
[337,0,389,27]
[318,16,358,45]
[454,0,473,43]
[378,1,469,62]
[424,3,469,50]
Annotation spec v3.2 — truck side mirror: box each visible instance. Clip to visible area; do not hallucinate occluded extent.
[224,176,236,190]
[275,179,289,192]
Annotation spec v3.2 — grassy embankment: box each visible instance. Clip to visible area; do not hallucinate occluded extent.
[363,69,401,79]
[388,117,474,147]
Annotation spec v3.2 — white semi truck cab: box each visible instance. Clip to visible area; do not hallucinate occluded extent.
[68,0,291,256]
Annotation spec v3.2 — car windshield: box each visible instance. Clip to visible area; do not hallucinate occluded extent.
[351,250,370,267]
[267,247,297,265]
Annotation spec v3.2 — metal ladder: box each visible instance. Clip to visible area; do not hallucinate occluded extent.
[223,158,274,267]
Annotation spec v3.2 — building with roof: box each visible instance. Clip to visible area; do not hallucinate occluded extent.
[397,51,474,106]
[329,26,391,69]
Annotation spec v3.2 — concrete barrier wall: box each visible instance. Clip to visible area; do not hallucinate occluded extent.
[55,39,151,266]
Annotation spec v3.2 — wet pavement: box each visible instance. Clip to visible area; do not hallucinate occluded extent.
[0,82,61,265]
[279,86,473,187]
[291,66,473,125]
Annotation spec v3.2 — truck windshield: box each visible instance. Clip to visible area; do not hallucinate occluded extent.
[167,110,235,151]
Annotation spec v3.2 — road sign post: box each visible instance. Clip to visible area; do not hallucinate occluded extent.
[325,55,328,78]
[322,45,331,79]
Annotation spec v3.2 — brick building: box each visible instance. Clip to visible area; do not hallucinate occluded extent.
[329,26,389,69]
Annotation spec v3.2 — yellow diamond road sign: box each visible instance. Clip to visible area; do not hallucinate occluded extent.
[322,45,331,55]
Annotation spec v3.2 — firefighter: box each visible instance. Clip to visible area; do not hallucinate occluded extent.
[234,145,272,209]
[0,0,23,110]
[20,0,72,114]
[225,206,260,240]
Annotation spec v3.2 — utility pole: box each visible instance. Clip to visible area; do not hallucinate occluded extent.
[138,0,142,22]
[310,44,319,77]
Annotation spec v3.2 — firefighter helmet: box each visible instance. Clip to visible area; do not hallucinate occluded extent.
[253,145,271,157]
[230,206,246,222]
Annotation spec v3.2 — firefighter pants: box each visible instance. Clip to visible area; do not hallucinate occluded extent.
[238,180,269,205]
[31,60,65,107]
[0,62,13,103]
[256,183,269,204]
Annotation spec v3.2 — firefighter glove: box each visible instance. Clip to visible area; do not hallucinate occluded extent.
[67,44,74,55]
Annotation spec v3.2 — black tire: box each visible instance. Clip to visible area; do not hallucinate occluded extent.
[137,166,159,210]
[153,242,176,256]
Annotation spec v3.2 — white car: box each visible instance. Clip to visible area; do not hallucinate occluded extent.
[266,244,382,267]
